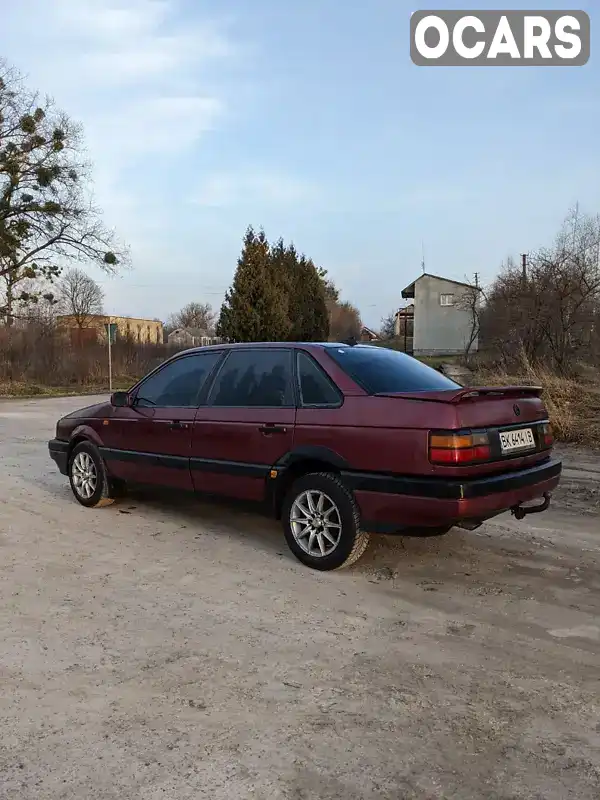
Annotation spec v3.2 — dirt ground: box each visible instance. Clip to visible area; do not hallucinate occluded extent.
[0,395,599,800]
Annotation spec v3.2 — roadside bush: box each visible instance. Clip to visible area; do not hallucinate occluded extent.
[0,325,184,394]
[475,352,600,445]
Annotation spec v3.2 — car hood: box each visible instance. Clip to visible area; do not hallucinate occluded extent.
[63,401,111,420]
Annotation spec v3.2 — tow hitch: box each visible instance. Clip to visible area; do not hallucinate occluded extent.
[511,493,551,520]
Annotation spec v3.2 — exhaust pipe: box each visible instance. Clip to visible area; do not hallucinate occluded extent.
[511,493,551,521]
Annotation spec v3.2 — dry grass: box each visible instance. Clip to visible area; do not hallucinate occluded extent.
[0,381,132,398]
[476,355,600,446]
[0,326,182,393]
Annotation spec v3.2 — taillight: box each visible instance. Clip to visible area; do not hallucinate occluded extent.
[540,422,554,448]
[429,431,491,465]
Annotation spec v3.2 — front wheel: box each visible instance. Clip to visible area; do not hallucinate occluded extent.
[282,472,370,571]
[68,441,115,508]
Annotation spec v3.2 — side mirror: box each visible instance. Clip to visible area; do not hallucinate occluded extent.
[110,391,130,408]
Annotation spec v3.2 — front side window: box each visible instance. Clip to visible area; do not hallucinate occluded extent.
[209,349,293,407]
[135,351,222,408]
[326,346,460,394]
[297,351,342,406]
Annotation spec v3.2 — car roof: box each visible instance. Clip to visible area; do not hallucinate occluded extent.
[173,341,380,357]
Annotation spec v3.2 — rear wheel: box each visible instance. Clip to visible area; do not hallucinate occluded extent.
[68,441,115,508]
[282,472,370,571]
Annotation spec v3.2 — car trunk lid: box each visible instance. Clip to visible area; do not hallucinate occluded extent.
[375,386,552,468]
[375,385,547,427]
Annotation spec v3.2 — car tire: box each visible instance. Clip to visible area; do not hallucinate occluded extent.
[68,441,115,509]
[282,472,370,571]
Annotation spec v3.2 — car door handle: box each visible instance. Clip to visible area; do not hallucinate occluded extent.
[168,421,189,430]
[258,424,287,435]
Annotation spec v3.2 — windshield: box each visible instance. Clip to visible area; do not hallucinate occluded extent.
[326,346,460,394]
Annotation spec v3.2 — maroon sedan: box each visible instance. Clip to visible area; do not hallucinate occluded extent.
[49,343,561,570]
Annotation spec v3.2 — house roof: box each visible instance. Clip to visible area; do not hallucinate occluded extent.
[168,327,209,338]
[360,325,379,339]
[401,272,479,299]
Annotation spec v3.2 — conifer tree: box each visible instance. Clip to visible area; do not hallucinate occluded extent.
[217,227,289,341]
[287,252,329,341]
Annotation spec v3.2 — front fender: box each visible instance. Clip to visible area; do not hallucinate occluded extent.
[70,423,104,449]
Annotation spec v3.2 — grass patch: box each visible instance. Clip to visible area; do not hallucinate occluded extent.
[0,382,132,399]
[475,359,600,446]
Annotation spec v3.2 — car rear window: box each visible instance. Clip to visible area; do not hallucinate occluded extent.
[326,346,460,394]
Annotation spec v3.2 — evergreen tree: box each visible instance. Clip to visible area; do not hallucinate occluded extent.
[268,236,293,334]
[275,239,329,341]
[217,227,289,342]
[316,266,339,306]
[289,254,329,341]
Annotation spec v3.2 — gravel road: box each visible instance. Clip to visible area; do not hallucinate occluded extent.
[1,396,599,800]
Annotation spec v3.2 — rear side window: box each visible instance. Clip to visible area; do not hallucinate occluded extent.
[209,349,294,407]
[326,346,460,394]
[297,351,342,406]
[135,351,222,407]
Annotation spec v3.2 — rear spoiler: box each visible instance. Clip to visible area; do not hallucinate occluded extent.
[375,386,544,403]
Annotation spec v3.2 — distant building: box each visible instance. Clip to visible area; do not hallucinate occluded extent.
[394,304,414,337]
[167,327,223,347]
[401,273,480,356]
[56,315,163,344]
[391,303,415,352]
[360,325,380,342]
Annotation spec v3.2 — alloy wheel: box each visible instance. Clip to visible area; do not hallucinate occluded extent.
[71,451,98,500]
[290,490,342,557]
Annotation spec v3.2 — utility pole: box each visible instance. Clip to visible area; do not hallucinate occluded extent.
[474,272,479,288]
[106,316,113,393]
[521,253,528,282]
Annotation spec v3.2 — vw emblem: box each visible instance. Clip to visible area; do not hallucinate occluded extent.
[513,404,521,417]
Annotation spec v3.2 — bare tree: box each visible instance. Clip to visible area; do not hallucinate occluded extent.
[167,301,215,334]
[379,310,397,340]
[534,206,600,367]
[329,301,361,342]
[456,279,484,367]
[0,60,128,323]
[481,206,600,370]
[55,267,104,328]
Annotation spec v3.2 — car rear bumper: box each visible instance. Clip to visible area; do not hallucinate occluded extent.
[48,439,69,475]
[346,458,562,533]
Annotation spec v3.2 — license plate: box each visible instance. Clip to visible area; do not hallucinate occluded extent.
[499,427,536,453]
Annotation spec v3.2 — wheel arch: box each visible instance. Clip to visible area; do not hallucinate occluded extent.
[68,425,103,455]
[270,446,350,519]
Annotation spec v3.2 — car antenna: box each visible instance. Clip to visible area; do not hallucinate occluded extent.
[342,335,358,346]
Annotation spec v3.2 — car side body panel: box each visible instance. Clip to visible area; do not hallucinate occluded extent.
[191,406,296,502]
[100,406,197,490]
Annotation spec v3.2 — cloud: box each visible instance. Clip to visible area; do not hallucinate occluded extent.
[1,0,235,231]
[89,96,223,162]
[0,1,318,318]
[192,171,317,208]
[398,186,475,206]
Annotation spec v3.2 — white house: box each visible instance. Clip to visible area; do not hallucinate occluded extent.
[401,273,480,356]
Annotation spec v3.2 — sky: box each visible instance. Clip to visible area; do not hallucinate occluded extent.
[1,0,599,328]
